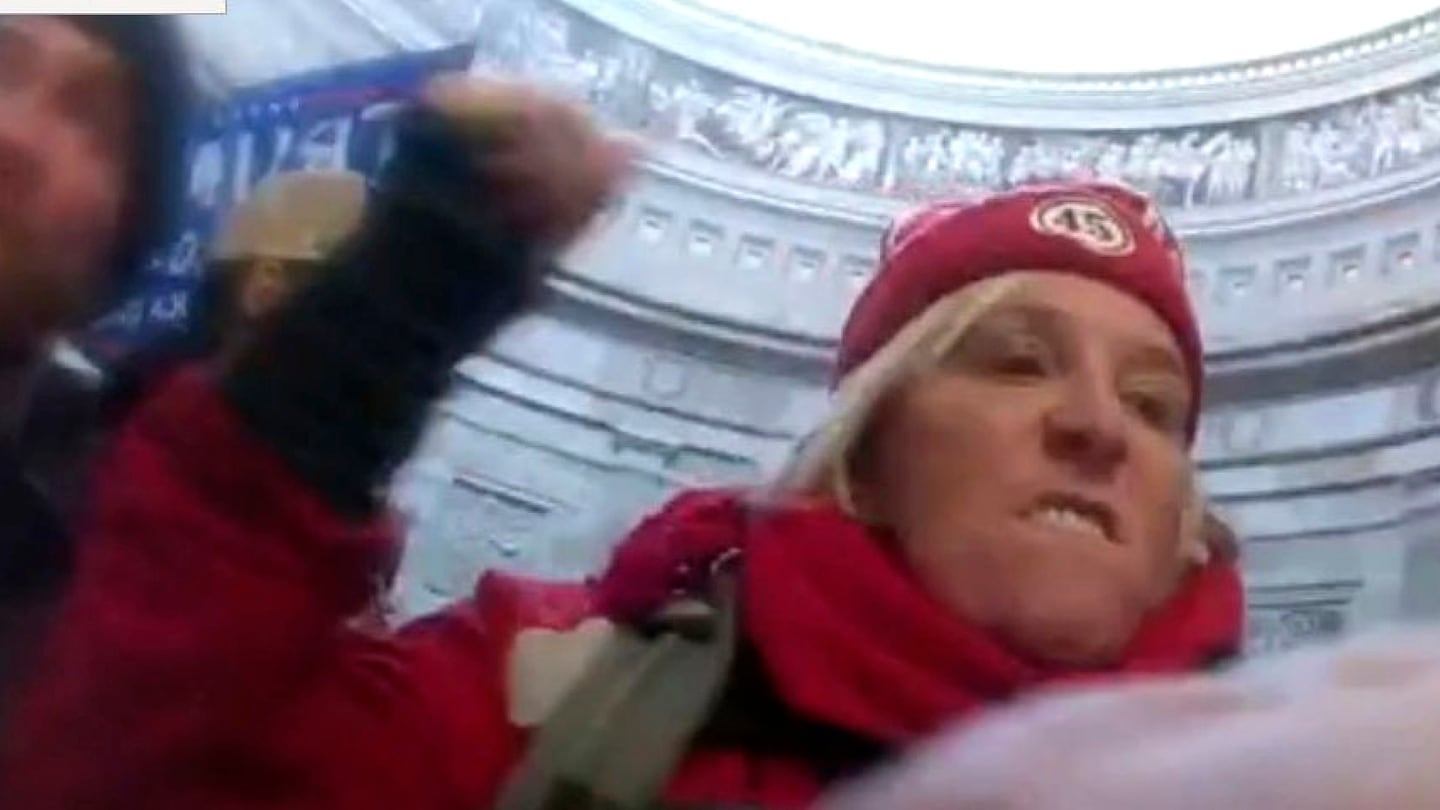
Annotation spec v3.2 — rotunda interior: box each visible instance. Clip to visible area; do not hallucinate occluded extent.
[132,0,1440,656]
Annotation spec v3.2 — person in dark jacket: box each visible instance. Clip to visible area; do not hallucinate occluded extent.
[0,15,191,699]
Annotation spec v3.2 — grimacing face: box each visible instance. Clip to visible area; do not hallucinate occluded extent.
[0,17,133,353]
[852,272,1195,667]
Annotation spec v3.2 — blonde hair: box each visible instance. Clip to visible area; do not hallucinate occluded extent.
[782,275,1022,511]
[774,272,1225,564]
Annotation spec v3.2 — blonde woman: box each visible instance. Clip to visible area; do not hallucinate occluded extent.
[3,77,1240,810]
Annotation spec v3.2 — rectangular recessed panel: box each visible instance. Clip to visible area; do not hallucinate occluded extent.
[1273,255,1311,293]
[841,255,876,288]
[788,247,826,281]
[736,236,775,271]
[1217,265,1256,302]
[687,221,724,257]
[1328,247,1366,285]
[1385,232,1421,274]
[636,207,673,244]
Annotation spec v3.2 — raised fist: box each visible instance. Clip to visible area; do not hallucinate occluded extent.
[420,73,640,249]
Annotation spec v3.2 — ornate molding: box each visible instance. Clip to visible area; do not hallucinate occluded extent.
[471,0,1440,216]
[177,1,1440,380]
[596,0,1440,116]
[543,255,1440,409]
[1206,303,1440,404]
[183,1,1440,216]
[436,303,1440,546]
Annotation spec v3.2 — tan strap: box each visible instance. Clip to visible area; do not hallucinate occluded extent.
[495,570,740,810]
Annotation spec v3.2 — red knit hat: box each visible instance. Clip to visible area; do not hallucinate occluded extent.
[836,181,1202,439]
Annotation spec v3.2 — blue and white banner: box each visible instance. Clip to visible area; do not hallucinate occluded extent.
[89,44,472,355]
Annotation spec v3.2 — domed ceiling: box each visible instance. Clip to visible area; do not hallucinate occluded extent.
[684,0,1440,74]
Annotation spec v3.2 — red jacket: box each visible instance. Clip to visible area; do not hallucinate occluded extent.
[0,372,1244,809]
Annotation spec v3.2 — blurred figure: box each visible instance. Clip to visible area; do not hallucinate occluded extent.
[206,170,369,359]
[0,15,189,703]
[2,78,1239,810]
[824,626,1440,809]
[97,170,369,423]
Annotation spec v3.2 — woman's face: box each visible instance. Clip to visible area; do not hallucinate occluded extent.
[855,273,1194,667]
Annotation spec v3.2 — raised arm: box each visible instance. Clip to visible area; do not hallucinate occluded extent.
[0,78,633,809]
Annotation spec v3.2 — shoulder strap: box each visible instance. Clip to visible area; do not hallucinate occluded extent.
[496,568,740,810]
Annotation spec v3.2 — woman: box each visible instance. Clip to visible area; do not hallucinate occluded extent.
[558,186,1244,805]
[0,77,1241,809]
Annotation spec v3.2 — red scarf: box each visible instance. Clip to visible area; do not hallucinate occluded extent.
[595,489,1243,745]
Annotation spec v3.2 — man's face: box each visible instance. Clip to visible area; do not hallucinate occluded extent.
[0,17,132,354]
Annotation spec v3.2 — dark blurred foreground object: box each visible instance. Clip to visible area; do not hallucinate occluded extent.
[68,15,193,300]
[0,14,191,707]
[0,349,101,710]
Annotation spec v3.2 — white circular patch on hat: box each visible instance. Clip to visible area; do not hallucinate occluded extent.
[1029,197,1136,257]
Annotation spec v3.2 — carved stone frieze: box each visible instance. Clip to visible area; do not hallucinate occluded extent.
[467,0,1440,209]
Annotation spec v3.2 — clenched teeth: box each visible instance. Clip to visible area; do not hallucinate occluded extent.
[1031,507,1108,540]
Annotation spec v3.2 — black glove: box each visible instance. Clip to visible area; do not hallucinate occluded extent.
[221,108,544,517]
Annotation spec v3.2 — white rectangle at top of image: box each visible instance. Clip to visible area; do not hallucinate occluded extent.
[0,0,225,12]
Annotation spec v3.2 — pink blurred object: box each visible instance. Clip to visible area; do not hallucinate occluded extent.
[822,627,1440,809]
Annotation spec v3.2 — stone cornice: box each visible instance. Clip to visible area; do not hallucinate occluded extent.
[573,0,1440,129]
[546,265,1440,407]
[641,140,1440,238]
